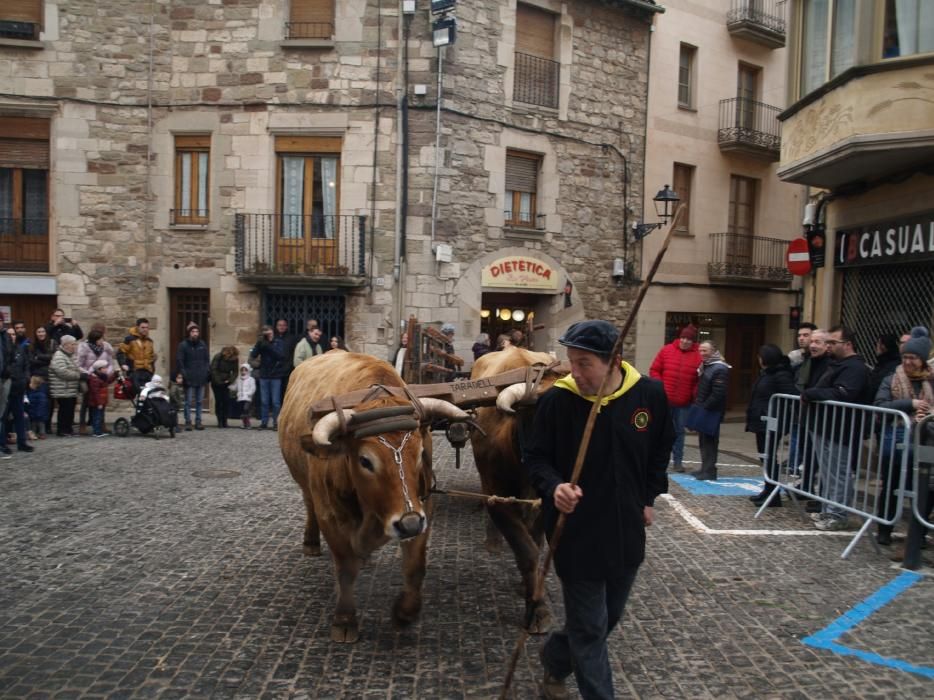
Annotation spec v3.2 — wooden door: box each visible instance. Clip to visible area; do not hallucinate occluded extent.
[736,64,759,130]
[169,289,210,395]
[0,294,56,337]
[725,314,765,409]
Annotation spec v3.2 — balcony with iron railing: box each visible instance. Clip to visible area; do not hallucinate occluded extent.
[0,218,49,272]
[708,232,792,287]
[235,213,367,284]
[718,97,781,161]
[513,52,559,109]
[726,0,786,48]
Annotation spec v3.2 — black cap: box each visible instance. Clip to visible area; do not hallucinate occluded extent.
[558,320,619,356]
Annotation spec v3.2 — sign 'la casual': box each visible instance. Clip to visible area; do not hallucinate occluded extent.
[835,211,934,268]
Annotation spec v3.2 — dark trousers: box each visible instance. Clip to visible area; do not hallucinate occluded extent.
[211,383,230,427]
[698,432,719,476]
[56,397,77,435]
[6,384,28,447]
[541,567,639,700]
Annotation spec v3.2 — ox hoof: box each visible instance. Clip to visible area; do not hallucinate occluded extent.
[303,543,322,557]
[484,536,504,555]
[330,615,359,643]
[525,601,552,635]
[392,592,422,627]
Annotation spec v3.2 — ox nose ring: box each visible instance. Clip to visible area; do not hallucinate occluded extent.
[395,512,425,539]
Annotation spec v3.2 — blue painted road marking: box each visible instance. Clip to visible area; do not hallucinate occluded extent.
[803,571,933,678]
[671,474,763,496]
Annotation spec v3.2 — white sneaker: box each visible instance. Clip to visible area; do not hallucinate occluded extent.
[810,512,830,522]
[815,516,849,531]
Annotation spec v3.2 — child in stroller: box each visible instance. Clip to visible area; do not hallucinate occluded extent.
[114,374,178,438]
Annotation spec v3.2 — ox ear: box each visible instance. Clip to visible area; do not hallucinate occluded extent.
[300,432,347,459]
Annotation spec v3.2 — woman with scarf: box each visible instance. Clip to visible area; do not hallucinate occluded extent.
[75,325,116,435]
[873,326,933,546]
[688,341,731,481]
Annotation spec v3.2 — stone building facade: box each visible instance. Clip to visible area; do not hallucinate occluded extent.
[0,0,658,376]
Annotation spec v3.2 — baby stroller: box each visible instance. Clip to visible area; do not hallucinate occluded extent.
[113,374,177,438]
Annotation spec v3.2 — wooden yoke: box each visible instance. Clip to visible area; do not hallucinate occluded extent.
[308,361,569,419]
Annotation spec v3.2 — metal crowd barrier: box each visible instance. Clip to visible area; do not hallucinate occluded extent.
[758,394,913,559]
[904,414,934,570]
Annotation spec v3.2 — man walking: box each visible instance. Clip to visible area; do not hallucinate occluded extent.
[802,325,872,531]
[649,324,701,472]
[525,320,673,700]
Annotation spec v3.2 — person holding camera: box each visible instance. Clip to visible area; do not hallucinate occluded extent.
[44,309,84,346]
[249,324,288,430]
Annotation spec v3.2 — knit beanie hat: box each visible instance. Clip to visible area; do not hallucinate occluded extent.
[902,326,932,359]
[679,324,698,341]
[91,359,109,371]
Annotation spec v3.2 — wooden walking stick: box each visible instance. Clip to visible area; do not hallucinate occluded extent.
[498,205,685,699]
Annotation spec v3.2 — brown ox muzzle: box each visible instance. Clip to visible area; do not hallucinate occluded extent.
[393,511,426,539]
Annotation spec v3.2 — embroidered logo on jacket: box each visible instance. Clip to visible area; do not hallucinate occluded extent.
[631,408,651,431]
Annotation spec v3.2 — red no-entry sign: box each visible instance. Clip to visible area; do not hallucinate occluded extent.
[787,238,811,275]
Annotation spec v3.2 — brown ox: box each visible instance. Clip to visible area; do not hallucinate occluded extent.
[279,352,467,642]
[470,346,564,633]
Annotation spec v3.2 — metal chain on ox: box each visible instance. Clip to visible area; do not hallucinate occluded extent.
[376,431,415,512]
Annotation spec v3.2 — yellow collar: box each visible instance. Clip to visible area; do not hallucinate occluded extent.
[554,361,641,410]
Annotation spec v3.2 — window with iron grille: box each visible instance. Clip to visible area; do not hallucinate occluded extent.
[173,134,210,225]
[514,3,559,109]
[287,0,334,39]
[263,292,345,341]
[505,151,540,229]
[0,0,42,40]
[840,263,934,364]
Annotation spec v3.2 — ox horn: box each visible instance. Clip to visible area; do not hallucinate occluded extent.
[312,409,356,446]
[496,382,534,414]
[419,398,470,423]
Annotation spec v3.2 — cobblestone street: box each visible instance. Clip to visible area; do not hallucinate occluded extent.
[1,425,932,698]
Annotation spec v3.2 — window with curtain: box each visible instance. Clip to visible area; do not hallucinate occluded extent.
[883,0,934,58]
[275,136,341,239]
[678,44,696,109]
[672,163,694,234]
[505,150,541,228]
[830,0,857,77]
[800,0,829,96]
[288,0,335,39]
[174,135,210,224]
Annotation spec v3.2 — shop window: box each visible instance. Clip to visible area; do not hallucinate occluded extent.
[678,43,696,109]
[514,3,558,109]
[173,134,210,225]
[0,116,49,272]
[287,0,334,40]
[672,163,694,234]
[0,0,42,41]
[504,150,541,229]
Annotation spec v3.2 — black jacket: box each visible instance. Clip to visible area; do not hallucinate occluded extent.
[745,361,797,433]
[176,339,211,388]
[695,361,729,413]
[802,354,872,443]
[250,336,289,379]
[868,350,900,401]
[524,369,673,581]
[9,338,31,389]
[44,321,84,344]
[29,339,55,379]
[795,354,829,392]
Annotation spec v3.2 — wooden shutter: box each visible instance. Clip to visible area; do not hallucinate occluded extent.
[174,134,210,149]
[274,135,342,153]
[0,117,49,169]
[4,0,42,24]
[672,164,693,233]
[290,0,334,24]
[505,152,539,193]
[515,3,555,59]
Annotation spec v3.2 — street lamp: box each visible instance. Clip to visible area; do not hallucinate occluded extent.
[432,16,457,47]
[632,184,680,239]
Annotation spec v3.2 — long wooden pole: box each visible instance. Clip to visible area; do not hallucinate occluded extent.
[498,204,685,699]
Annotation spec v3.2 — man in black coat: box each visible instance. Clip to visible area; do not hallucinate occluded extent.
[524,320,673,700]
[801,325,872,530]
[175,324,210,430]
[44,308,84,345]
